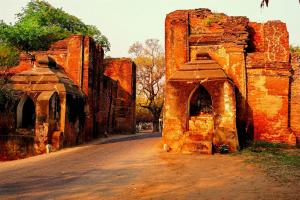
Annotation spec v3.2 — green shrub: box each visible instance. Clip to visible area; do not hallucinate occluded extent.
[0,42,19,66]
[218,144,230,154]
[0,86,19,113]
[203,14,222,26]
[0,0,110,51]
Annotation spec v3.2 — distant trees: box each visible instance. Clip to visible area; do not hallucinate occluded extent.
[0,0,110,52]
[129,39,165,132]
[290,45,300,54]
[136,97,154,124]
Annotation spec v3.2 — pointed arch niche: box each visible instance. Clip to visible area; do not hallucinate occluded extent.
[17,96,36,129]
[188,85,213,117]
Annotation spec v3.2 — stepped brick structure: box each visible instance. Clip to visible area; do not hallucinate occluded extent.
[0,35,136,155]
[163,9,298,154]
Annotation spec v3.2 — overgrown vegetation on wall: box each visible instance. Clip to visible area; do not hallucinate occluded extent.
[0,136,35,161]
[0,79,19,134]
[0,0,110,66]
[0,43,20,66]
[0,87,18,113]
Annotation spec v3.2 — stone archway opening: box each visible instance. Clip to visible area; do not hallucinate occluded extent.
[17,96,35,129]
[189,85,213,117]
[49,93,60,131]
[187,84,214,139]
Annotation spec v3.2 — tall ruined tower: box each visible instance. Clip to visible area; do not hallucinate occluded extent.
[163,9,296,154]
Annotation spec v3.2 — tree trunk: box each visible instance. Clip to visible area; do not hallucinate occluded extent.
[152,118,160,133]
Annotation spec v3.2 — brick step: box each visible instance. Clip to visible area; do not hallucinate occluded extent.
[188,126,213,132]
[185,60,217,64]
[183,131,213,154]
[184,131,213,141]
[182,140,212,154]
[179,63,221,71]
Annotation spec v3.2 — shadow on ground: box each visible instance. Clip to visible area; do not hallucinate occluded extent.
[99,132,162,145]
[0,131,298,200]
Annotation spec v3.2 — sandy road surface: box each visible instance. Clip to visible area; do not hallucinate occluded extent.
[0,133,299,200]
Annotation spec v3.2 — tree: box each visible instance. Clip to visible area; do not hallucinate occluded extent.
[0,42,19,66]
[290,45,300,53]
[129,39,165,132]
[136,95,154,124]
[0,82,18,114]
[0,0,110,51]
[0,67,20,133]
[261,0,300,7]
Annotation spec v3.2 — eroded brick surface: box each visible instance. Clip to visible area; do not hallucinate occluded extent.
[163,9,297,154]
[104,58,136,133]
[0,36,136,156]
[291,53,300,143]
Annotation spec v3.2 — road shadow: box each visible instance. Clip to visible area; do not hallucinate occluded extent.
[98,132,162,145]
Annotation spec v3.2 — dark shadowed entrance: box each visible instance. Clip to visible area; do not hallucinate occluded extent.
[22,97,35,129]
[189,85,213,116]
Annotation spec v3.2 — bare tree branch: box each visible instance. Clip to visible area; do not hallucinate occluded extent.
[129,38,165,132]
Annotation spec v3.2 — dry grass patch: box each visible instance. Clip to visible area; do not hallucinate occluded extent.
[234,141,300,183]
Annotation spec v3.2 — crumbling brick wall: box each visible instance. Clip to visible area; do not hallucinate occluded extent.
[164,9,243,152]
[41,36,104,140]
[38,36,104,141]
[164,8,298,153]
[96,75,118,135]
[291,53,300,143]
[1,35,137,158]
[0,36,103,152]
[104,58,136,134]
[246,21,295,144]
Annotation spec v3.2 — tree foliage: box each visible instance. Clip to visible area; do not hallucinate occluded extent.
[0,70,18,113]
[0,73,19,134]
[129,39,165,132]
[261,0,300,7]
[0,0,110,51]
[0,42,19,66]
[0,86,18,113]
[136,96,153,123]
[290,45,300,54]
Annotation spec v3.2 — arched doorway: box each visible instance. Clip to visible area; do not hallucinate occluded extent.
[17,96,36,129]
[187,85,214,134]
[49,93,60,131]
[189,85,213,117]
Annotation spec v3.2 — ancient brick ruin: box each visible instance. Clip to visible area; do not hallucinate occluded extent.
[163,9,298,154]
[1,8,299,158]
[0,35,136,155]
[104,58,136,134]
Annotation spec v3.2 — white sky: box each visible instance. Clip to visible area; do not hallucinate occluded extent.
[0,0,299,57]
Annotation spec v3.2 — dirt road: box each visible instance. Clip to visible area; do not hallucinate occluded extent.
[0,133,298,200]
